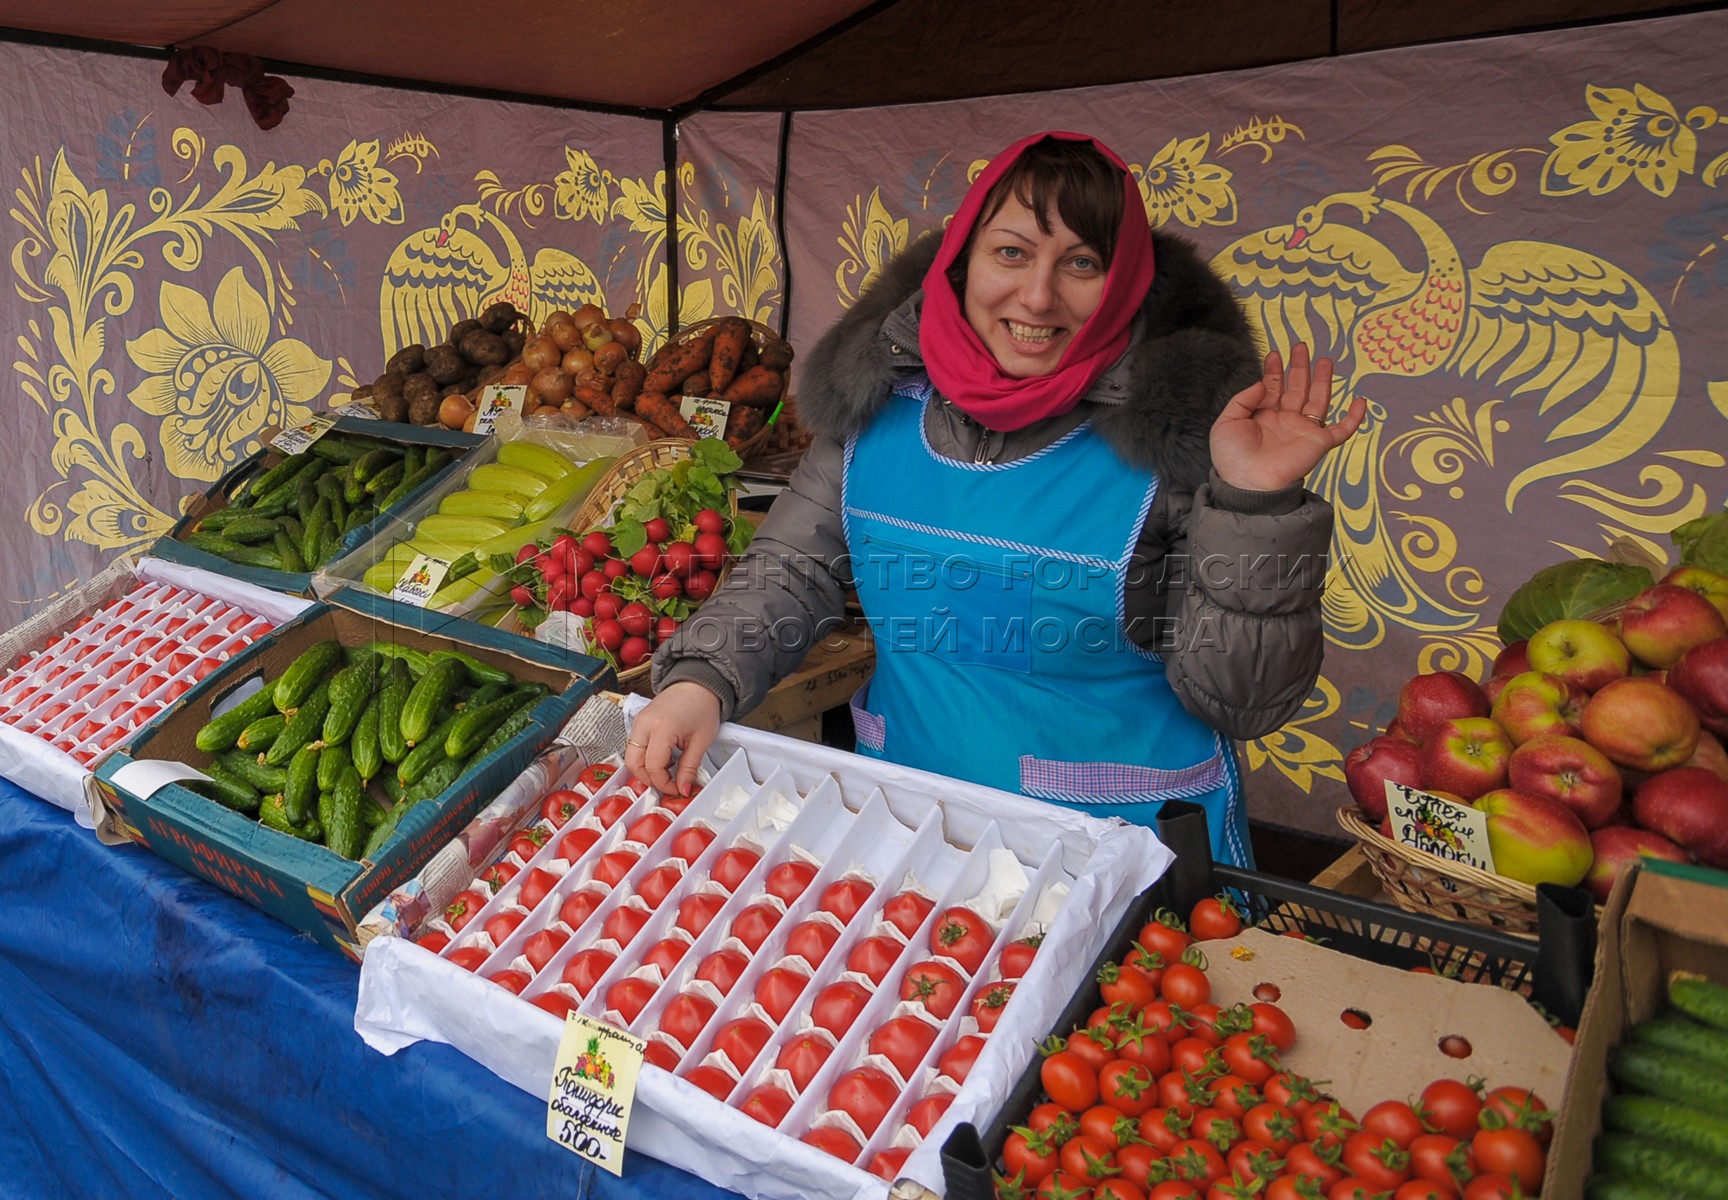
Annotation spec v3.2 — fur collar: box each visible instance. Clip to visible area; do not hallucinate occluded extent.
[795,229,1261,494]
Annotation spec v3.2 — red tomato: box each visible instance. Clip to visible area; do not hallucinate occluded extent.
[508,828,550,860]
[643,1040,682,1073]
[928,906,992,974]
[1418,1077,1482,1141]
[906,1092,954,1138]
[1470,1127,1544,1187]
[575,762,618,791]
[530,992,576,1019]
[900,959,965,1019]
[818,877,873,924]
[522,929,568,972]
[1099,962,1160,1009]
[444,889,488,932]
[1408,1133,1467,1191]
[641,936,691,978]
[1189,896,1244,941]
[1040,1050,1100,1112]
[867,1014,939,1079]
[1164,1138,1226,1185]
[1285,1140,1346,1186]
[1116,1142,1160,1190]
[447,946,489,972]
[800,1125,862,1163]
[1301,1100,1360,1149]
[784,918,841,969]
[1240,1102,1300,1153]
[970,981,1016,1033]
[604,976,657,1024]
[675,892,727,939]
[1094,1180,1148,1200]
[764,859,818,903]
[669,824,716,863]
[658,789,696,817]
[754,965,812,1023]
[488,969,531,995]
[1461,1176,1522,1200]
[1098,1060,1156,1117]
[868,1146,911,1182]
[541,789,583,825]
[1114,1023,1172,1076]
[1136,915,1193,963]
[557,827,601,862]
[682,1063,737,1101]
[636,862,684,909]
[694,947,750,995]
[593,793,632,828]
[1362,1099,1427,1149]
[810,981,872,1038]
[938,1033,986,1084]
[1248,1001,1298,1054]
[845,934,904,984]
[827,1066,898,1136]
[559,887,605,930]
[740,1083,794,1127]
[711,1016,773,1071]
[415,929,450,953]
[1058,1132,1117,1180]
[1160,962,1211,1009]
[728,902,783,952]
[601,904,650,947]
[478,861,519,895]
[625,810,672,846]
[1219,1031,1278,1086]
[561,948,616,996]
[518,867,559,911]
[658,992,718,1049]
[710,846,761,892]
[594,849,640,888]
[881,890,936,938]
[1000,933,1043,980]
[775,1032,836,1092]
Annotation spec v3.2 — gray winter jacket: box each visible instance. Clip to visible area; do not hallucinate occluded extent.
[652,230,1336,741]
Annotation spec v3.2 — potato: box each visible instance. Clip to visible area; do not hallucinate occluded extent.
[459,329,510,366]
[403,372,440,419]
[349,383,375,403]
[481,302,524,334]
[475,363,507,389]
[424,345,467,385]
[386,344,426,376]
[379,391,409,423]
[448,318,483,346]
[501,328,527,357]
[758,338,794,372]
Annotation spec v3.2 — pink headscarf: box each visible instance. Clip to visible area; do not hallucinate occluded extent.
[919,131,1155,432]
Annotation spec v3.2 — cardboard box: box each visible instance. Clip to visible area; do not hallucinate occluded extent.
[152,416,486,596]
[92,589,613,959]
[1546,859,1728,1197]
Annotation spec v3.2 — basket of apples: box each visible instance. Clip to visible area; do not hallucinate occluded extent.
[496,438,754,687]
[1339,529,1728,935]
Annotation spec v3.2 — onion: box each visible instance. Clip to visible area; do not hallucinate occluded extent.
[439,393,475,430]
[560,346,595,376]
[571,303,607,333]
[608,318,642,355]
[521,336,562,372]
[502,362,536,386]
[592,342,628,373]
[547,317,581,352]
[541,310,574,333]
[531,367,573,403]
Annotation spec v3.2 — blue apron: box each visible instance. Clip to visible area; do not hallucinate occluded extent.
[841,375,1252,867]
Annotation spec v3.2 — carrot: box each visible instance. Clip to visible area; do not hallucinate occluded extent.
[611,361,647,411]
[644,333,716,393]
[636,392,699,439]
[725,404,765,442]
[707,318,750,392]
[575,384,616,415]
[680,371,713,397]
[719,365,783,409]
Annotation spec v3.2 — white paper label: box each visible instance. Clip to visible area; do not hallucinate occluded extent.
[110,758,218,799]
[269,414,338,456]
[1385,782,1496,875]
[547,1013,644,1175]
[679,396,731,441]
[389,554,451,607]
[474,385,529,436]
[328,402,379,420]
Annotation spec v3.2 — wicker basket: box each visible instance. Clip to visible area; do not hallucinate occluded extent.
[1335,804,1557,937]
[646,316,792,458]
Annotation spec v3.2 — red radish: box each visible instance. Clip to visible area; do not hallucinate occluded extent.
[511,584,535,608]
[574,549,596,576]
[695,509,725,536]
[569,597,595,618]
[644,517,672,543]
[579,571,609,599]
[620,637,652,669]
[581,532,613,558]
[651,575,683,601]
[662,542,697,577]
[630,545,661,577]
[685,570,718,602]
[547,577,573,611]
[603,559,630,581]
[594,593,623,621]
[655,616,681,644]
[593,620,625,652]
[618,603,653,637]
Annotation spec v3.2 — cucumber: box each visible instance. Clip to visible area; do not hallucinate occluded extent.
[259,792,322,842]
[317,789,336,839]
[221,514,281,544]
[224,545,286,571]
[1609,1043,1728,1117]
[235,713,287,753]
[215,749,288,794]
[351,446,401,484]
[264,679,332,768]
[272,529,307,574]
[196,508,244,532]
[1604,1094,1728,1164]
[364,460,405,497]
[367,641,433,676]
[430,648,512,688]
[311,434,378,464]
[342,506,370,536]
[400,656,466,747]
[285,744,320,825]
[397,712,463,787]
[351,691,383,783]
[327,765,365,860]
[1592,1132,1728,1198]
[315,472,349,531]
[361,797,384,830]
[376,658,412,765]
[182,531,248,557]
[300,496,332,568]
[193,761,262,813]
[1587,1178,1688,1200]
[243,452,319,501]
[194,686,280,753]
[322,655,380,745]
[362,798,418,858]
[1632,1013,1728,1071]
[317,741,352,793]
[274,640,343,713]
[470,695,545,760]
[405,755,465,803]
[379,463,440,511]
[423,447,452,472]
[1671,973,1728,1033]
[401,445,424,477]
[446,689,542,759]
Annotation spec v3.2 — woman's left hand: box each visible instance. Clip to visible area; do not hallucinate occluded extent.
[1210,342,1366,493]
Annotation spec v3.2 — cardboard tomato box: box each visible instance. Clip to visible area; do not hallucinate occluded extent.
[152,415,486,596]
[91,589,612,960]
[1546,859,1728,1198]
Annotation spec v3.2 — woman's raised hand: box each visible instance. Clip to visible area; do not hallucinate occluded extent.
[624,681,721,798]
[1209,343,1365,493]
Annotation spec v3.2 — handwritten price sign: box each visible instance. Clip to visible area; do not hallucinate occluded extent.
[546,1013,645,1175]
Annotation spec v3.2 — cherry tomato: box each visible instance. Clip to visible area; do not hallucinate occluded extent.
[753,965,812,1023]
[604,976,657,1024]
[764,859,818,903]
[1000,933,1043,980]
[728,902,783,951]
[669,824,716,863]
[522,928,568,972]
[1461,1175,1522,1200]
[740,1083,794,1127]
[784,918,842,968]
[682,1063,737,1101]
[674,892,727,939]
[541,789,583,825]
[561,947,616,996]
[1408,1132,1467,1191]
[694,947,750,995]
[1040,1049,1099,1112]
[881,890,936,938]
[518,866,559,911]
[1480,1086,1553,1147]
[800,1125,862,1162]
[1136,914,1193,963]
[845,934,903,984]
[658,991,718,1049]
[1418,1077,1482,1141]
[1160,962,1211,1009]
[827,1066,899,1136]
[444,888,488,932]
[1162,1138,1225,1185]
[970,981,1016,1033]
[775,1032,836,1092]
[928,906,992,974]
[710,846,761,892]
[1116,1142,1160,1190]
[636,862,684,909]
[869,1014,939,1079]
[641,936,691,978]
[810,981,872,1037]
[1470,1127,1544,1187]
[1189,896,1243,941]
[1058,1132,1117,1181]
[711,1016,773,1070]
[901,959,965,1019]
[1248,1001,1298,1054]
[818,877,874,923]
[1341,1130,1412,1189]
[558,887,605,930]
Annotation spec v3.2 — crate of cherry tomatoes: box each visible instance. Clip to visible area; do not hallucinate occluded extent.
[942,801,1597,1200]
[356,708,1170,1200]
[0,555,308,823]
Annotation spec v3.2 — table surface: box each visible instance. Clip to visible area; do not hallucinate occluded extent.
[0,777,737,1200]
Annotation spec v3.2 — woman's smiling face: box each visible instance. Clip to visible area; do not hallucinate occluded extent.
[962,194,1107,379]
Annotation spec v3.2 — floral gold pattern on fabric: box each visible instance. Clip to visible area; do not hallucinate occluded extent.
[1245,673,1345,791]
[1543,84,1727,197]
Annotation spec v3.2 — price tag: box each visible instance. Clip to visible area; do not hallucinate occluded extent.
[389,553,451,607]
[547,1013,644,1175]
[1385,782,1496,874]
[679,396,732,441]
[474,385,528,436]
[270,413,338,455]
[328,401,379,420]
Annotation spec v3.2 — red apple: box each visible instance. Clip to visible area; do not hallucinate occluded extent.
[1482,675,1512,706]
[1579,676,1701,772]
[1667,637,1728,739]
[1397,671,1490,745]
[1526,618,1632,693]
[1661,565,1728,626]
[1419,716,1512,801]
[1492,640,1532,679]
[1683,729,1728,784]
[1632,766,1728,868]
[1584,826,1689,903]
[1507,733,1623,829]
[1618,583,1728,669]
[1490,671,1585,746]
[1383,719,1421,745]
[1345,735,1426,821]
[1473,788,1593,887]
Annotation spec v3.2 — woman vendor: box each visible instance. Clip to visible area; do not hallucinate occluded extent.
[627,131,1364,866]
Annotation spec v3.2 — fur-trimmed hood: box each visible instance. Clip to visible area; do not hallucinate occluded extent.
[795,229,1261,494]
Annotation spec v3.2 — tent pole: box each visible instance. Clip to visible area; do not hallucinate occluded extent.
[663,117,681,341]
[775,111,793,343]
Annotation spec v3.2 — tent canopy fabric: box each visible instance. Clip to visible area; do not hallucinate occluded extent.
[0,0,1695,112]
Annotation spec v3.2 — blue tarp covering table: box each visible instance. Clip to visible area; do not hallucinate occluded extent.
[0,778,735,1200]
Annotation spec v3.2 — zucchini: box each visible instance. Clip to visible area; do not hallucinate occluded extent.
[194,686,279,753]
[467,462,550,498]
[351,691,383,783]
[221,514,281,544]
[1592,1132,1728,1198]
[522,456,613,522]
[397,712,463,787]
[417,513,511,547]
[400,656,466,747]
[322,655,380,745]
[273,640,343,713]
[224,545,286,571]
[1671,973,1728,1033]
[495,439,577,481]
[437,490,526,522]
[1604,1094,1728,1164]
[259,792,323,842]
[215,749,288,794]
[1609,1043,1728,1117]
[285,744,320,825]
[430,648,512,688]
[1632,1013,1728,1070]
[446,689,542,759]
[264,679,332,767]
[327,765,365,859]
[235,713,287,753]
[376,657,412,765]
[192,761,262,813]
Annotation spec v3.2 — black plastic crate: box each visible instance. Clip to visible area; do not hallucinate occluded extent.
[940,800,1597,1200]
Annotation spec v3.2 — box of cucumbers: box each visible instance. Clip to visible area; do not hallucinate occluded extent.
[92,590,611,959]
[154,415,487,596]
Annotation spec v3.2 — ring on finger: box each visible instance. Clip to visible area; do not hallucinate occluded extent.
[626,738,645,748]
[1302,413,1327,426]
